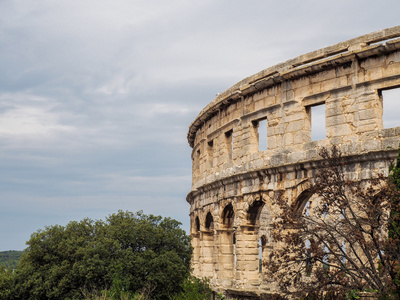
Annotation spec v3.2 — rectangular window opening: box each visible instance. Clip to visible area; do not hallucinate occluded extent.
[381,88,400,128]
[310,104,326,141]
[225,130,233,159]
[207,140,214,168]
[255,119,268,151]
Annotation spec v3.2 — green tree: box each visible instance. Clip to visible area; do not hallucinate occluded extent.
[0,267,13,300]
[12,211,191,300]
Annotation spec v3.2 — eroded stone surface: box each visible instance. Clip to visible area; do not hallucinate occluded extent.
[187,26,400,298]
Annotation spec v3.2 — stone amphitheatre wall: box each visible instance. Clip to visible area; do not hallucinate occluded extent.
[186,26,400,298]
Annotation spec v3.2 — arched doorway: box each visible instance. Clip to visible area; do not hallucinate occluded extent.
[201,211,215,278]
[218,203,235,282]
[237,199,265,283]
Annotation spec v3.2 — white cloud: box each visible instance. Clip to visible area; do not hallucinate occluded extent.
[0,93,76,140]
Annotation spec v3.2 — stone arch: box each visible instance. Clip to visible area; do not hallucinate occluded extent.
[221,203,235,228]
[243,193,262,213]
[247,199,265,226]
[293,189,313,216]
[201,211,215,278]
[233,193,267,284]
[195,215,200,232]
[217,202,236,282]
[256,203,275,287]
[205,211,214,231]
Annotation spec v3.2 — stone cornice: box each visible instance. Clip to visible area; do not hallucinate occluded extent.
[186,148,398,203]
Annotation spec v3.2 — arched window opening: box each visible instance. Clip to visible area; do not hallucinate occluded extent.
[205,212,214,231]
[247,200,264,226]
[217,205,235,280]
[222,203,234,228]
[195,216,200,232]
[294,190,313,216]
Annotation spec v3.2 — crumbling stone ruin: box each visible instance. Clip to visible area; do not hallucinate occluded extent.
[186,26,400,298]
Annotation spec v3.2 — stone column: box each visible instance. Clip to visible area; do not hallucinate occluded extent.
[200,231,215,278]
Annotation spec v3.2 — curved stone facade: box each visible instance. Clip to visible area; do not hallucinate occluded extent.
[187,26,400,297]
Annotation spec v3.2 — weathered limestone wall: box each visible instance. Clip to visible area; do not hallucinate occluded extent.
[187,26,400,298]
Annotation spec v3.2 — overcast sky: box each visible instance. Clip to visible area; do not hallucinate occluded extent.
[1,0,399,251]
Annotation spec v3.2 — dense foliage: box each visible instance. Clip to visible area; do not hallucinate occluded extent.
[0,267,13,299]
[170,276,212,300]
[0,250,23,269]
[4,210,191,300]
[266,146,400,299]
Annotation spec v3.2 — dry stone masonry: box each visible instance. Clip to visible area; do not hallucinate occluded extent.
[187,26,400,298]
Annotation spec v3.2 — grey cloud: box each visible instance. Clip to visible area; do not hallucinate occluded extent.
[1,0,400,250]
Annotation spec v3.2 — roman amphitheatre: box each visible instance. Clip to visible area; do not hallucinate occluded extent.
[187,26,400,298]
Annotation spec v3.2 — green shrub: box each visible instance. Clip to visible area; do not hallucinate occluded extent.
[170,276,212,300]
[12,211,191,300]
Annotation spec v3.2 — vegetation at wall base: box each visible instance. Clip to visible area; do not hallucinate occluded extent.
[266,146,400,299]
[170,276,212,300]
[0,210,193,300]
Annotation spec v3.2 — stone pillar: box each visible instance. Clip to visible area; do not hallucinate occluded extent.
[191,233,200,277]
[216,229,234,285]
[235,225,261,288]
[202,231,216,278]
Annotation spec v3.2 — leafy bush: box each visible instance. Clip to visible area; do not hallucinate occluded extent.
[170,276,212,300]
[11,211,191,300]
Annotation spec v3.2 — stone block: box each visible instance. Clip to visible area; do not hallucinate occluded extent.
[288,151,306,163]
[361,139,381,152]
[326,115,345,127]
[321,78,340,91]
[271,153,286,166]
[382,137,400,150]
[286,119,305,133]
[358,109,378,120]
[306,149,318,160]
